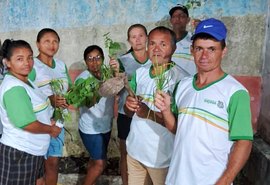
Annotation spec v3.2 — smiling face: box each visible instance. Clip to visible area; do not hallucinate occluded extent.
[191,38,227,74]
[147,30,176,66]
[6,47,33,82]
[85,49,103,79]
[128,27,148,51]
[37,32,59,57]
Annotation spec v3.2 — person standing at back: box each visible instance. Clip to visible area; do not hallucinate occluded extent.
[169,4,197,75]
[29,28,72,185]
[109,23,150,185]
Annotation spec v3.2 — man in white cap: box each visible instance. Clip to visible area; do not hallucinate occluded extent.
[155,18,253,185]
[169,4,197,75]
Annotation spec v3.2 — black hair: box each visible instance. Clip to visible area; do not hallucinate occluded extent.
[83,45,104,61]
[169,4,189,17]
[148,26,177,47]
[1,39,33,60]
[192,33,226,49]
[0,39,33,74]
[37,28,60,42]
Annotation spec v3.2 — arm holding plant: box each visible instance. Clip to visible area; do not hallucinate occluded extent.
[124,95,167,125]
[49,94,69,108]
[124,95,138,117]
[154,91,177,134]
[23,120,62,138]
[135,102,165,125]
[109,58,120,76]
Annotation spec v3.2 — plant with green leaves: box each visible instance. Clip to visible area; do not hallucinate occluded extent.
[65,76,101,108]
[103,32,122,59]
[100,63,114,82]
[153,56,171,92]
[145,57,173,121]
[50,79,72,122]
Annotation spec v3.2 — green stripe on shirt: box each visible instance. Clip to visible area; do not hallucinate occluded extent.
[4,86,36,128]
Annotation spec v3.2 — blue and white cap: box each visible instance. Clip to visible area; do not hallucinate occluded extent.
[191,18,227,41]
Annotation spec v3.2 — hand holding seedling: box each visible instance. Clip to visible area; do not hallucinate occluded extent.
[50,94,69,108]
[154,91,171,113]
[125,95,140,112]
[109,57,120,75]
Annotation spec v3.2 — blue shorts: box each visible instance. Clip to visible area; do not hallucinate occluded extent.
[79,130,111,160]
[46,127,65,158]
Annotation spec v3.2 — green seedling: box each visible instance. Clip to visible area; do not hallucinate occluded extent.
[50,79,72,122]
[65,76,101,108]
[103,32,121,59]
[100,63,114,82]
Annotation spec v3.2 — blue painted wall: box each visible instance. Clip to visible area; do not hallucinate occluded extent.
[0,0,267,32]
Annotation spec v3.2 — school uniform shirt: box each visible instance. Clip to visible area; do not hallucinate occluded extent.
[126,62,189,168]
[28,57,71,97]
[117,52,150,114]
[75,70,114,134]
[172,32,197,75]
[0,74,53,156]
[166,74,253,185]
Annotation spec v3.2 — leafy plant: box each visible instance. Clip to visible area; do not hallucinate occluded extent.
[100,63,114,82]
[103,32,121,58]
[50,79,72,122]
[65,76,101,108]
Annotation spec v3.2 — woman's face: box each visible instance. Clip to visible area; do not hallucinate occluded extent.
[85,49,103,77]
[6,47,33,82]
[128,27,147,51]
[37,32,59,57]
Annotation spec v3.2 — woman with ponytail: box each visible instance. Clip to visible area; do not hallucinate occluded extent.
[0,39,61,185]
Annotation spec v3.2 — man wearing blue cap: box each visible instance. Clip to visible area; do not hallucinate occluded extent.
[154,18,253,185]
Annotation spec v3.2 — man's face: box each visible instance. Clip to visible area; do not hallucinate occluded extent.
[147,30,175,65]
[170,9,190,31]
[191,39,227,73]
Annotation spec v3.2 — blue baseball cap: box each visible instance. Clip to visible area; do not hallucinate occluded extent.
[191,18,227,41]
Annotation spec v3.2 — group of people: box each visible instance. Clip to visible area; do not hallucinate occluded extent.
[112,4,253,185]
[0,4,253,185]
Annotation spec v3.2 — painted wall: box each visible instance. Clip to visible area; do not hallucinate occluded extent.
[0,0,267,74]
[0,0,266,32]
[0,0,268,157]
